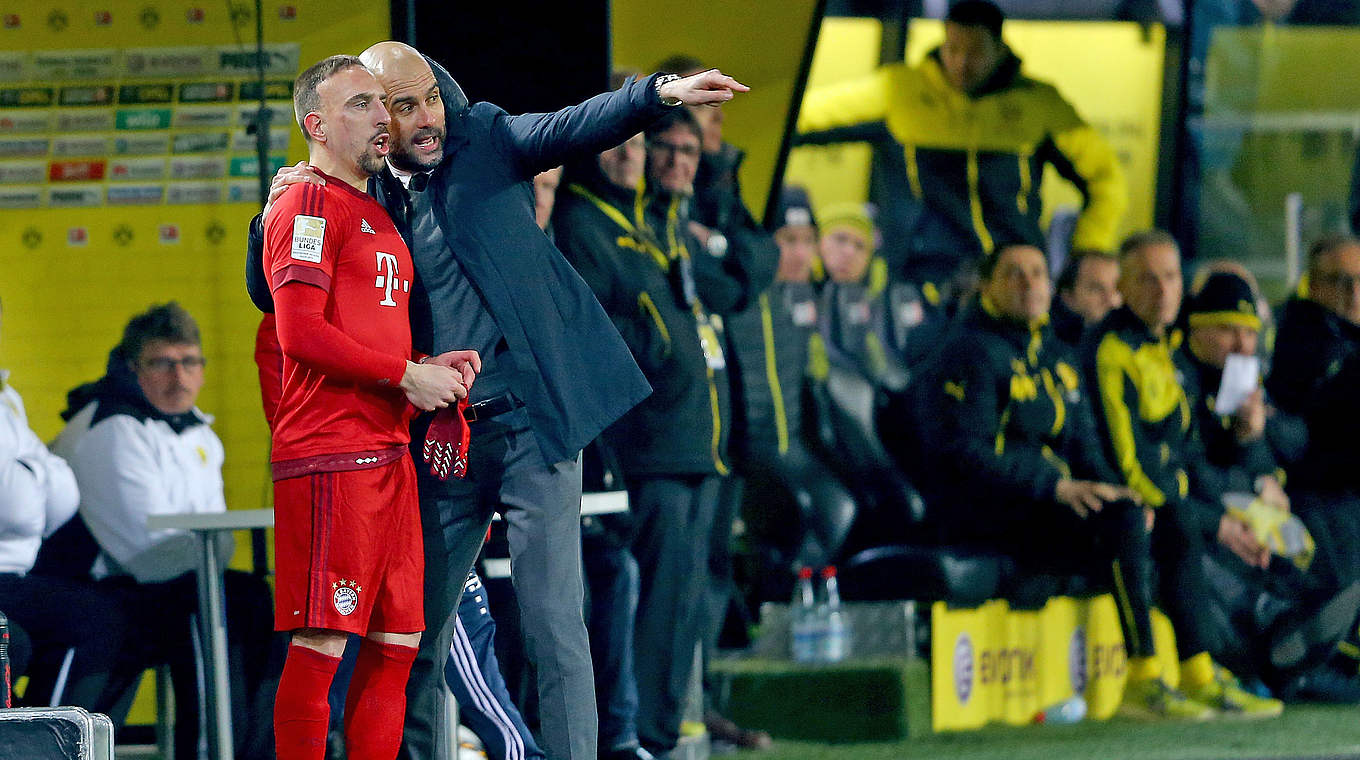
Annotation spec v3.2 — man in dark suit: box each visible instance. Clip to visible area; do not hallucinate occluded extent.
[248,43,747,760]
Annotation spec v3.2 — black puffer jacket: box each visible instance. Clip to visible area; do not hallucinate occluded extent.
[1267,297,1360,490]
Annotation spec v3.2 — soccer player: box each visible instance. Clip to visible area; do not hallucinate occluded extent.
[264,55,470,760]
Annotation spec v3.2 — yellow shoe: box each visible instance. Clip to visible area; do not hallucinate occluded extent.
[1118,677,1217,721]
[1183,667,1284,720]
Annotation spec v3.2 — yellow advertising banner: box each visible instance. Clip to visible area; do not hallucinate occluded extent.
[932,595,1182,732]
[0,0,389,724]
[0,0,389,546]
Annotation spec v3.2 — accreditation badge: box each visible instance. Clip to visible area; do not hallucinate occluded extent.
[696,317,726,371]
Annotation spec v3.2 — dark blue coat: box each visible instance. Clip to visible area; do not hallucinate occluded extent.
[249,58,666,464]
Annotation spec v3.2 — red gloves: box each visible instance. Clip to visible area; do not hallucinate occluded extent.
[423,398,470,480]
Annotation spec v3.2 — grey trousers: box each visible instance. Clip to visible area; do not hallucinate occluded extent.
[402,408,594,760]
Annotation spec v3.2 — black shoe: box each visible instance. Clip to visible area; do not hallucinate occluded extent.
[1270,581,1360,671]
[1278,663,1360,703]
[601,744,656,760]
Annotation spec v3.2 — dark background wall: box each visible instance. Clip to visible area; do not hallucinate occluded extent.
[397,0,612,114]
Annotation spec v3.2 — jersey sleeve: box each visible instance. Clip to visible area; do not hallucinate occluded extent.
[263,181,343,293]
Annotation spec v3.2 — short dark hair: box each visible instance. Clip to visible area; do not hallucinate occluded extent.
[980,242,1046,281]
[1307,233,1360,276]
[655,54,705,77]
[1057,249,1115,294]
[947,0,1005,39]
[645,106,702,146]
[1118,228,1179,266]
[293,54,366,140]
[120,302,201,363]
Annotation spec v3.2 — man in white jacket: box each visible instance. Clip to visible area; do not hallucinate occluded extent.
[0,294,135,711]
[52,302,276,760]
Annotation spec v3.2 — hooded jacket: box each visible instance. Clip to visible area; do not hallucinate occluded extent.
[51,347,226,583]
[250,57,668,465]
[798,48,1125,268]
[554,158,734,476]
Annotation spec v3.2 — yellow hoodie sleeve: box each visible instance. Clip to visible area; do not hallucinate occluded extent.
[797,67,892,134]
[1053,122,1127,251]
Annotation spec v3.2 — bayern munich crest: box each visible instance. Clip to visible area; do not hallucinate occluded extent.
[332,578,361,616]
[954,632,975,705]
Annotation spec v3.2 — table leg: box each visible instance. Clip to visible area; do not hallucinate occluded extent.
[196,533,235,760]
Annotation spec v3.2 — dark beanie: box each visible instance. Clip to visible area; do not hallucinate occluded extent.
[1186,272,1261,331]
[774,186,817,231]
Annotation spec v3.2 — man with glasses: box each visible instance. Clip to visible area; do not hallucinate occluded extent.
[1269,234,1360,472]
[52,302,276,760]
[1268,235,1360,593]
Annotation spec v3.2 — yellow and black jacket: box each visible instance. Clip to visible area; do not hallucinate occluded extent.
[799,49,1125,265]
[553,161,748,477]
[1084,307,1224,537]
[924,297,1114,527]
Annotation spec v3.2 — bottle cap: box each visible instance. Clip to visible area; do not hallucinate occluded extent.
[797,566,813,579]
[820,565,838,578]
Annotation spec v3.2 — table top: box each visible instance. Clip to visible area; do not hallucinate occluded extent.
[581,490,628,516]
[147,491,625,533]
[147,509,275,532]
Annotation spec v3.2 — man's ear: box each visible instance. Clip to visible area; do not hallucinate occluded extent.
[304,112,325,142]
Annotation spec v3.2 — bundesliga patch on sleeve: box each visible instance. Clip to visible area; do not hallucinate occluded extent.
[291,215,326,263]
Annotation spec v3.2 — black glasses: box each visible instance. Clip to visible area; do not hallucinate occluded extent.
[647,139,701,159]
[140,356,206,373]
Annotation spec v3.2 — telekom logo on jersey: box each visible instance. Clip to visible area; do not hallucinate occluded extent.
[374,252,410,307]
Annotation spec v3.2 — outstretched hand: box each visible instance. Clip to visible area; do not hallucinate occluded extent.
[661,69,750,107]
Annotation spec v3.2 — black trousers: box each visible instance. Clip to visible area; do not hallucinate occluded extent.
[1294,489,1360,590]
[957,497,1162,660]
[627,474,720,756]
[104,570,277,760]
[0,573,135,712]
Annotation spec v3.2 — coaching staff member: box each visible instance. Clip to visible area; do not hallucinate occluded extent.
[248,42,748,760]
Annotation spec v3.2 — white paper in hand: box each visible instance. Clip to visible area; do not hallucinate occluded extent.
[1214,353,1260,415]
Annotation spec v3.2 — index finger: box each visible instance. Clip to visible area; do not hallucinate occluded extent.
[715,74,750,93]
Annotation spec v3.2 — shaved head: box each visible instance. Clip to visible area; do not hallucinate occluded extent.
[359,41,446,171]
[360,41,430,88]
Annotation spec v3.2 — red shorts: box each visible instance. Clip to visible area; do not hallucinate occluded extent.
[273,455,424,635]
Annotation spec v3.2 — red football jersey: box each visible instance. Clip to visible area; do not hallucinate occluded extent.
[263,170,415,463]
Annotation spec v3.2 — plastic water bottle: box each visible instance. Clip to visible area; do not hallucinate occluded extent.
[791,567,820,663]
[0,610,10,708]
[820,566,851,663]
[1033,695,1086,725]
